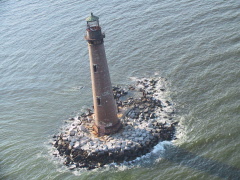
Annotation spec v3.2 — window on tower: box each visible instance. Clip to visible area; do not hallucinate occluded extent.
[93,64,97,73]
[97,97,101,106]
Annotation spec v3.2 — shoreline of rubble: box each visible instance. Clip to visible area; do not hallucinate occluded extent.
[52,77,178,170]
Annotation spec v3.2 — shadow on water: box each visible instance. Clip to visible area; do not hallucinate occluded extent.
[158,144,240,179]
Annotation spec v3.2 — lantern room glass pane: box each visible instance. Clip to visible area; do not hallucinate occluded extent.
[88,21,98,27]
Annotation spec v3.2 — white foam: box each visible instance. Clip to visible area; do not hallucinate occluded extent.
[171,116,187,145]
[110,141,172,170]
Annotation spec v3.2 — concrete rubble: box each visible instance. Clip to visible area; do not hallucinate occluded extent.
[52,77,178,170]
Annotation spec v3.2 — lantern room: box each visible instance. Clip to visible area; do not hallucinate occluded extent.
[86,13,100,29]
[85,13,105,43]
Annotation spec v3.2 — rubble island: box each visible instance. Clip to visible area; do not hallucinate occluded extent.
[52,77,178,170]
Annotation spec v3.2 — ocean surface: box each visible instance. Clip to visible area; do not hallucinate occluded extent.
[1,0,240,179]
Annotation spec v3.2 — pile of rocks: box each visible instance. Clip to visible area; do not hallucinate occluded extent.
[52,77,177,170]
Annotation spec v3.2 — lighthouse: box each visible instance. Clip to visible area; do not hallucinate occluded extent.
[85,13,122,136]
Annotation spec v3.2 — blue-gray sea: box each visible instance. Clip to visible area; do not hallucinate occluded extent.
[1,0,240,179]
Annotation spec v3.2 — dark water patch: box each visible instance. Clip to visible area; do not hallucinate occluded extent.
[163,144,240,180]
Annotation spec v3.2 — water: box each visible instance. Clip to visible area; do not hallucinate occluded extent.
[1,0,240,179]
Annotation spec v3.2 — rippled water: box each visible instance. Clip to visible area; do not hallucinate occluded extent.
[1,0,240,179]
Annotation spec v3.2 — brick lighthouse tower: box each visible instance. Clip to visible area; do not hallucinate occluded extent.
[85,13,122,136]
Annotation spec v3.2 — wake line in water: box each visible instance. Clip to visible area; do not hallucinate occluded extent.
[112,140,240,179]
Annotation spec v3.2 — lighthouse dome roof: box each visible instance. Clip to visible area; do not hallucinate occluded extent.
[86,13,99,22]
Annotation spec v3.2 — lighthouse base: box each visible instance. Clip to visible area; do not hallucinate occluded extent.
[92,121,122,136]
